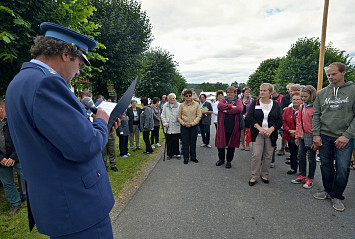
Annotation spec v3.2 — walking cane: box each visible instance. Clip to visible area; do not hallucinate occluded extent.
[161,121,167,162]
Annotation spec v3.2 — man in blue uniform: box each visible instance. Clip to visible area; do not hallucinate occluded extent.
[5,22,119,238]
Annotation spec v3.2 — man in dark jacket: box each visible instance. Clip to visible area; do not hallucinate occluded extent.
[0,99,25,216]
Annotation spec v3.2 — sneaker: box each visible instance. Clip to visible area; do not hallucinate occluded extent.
[206,144,212,148]
[332,198,345,211]
[277,149,285,156]
[176,155,181,159]
[313,191,331,200]
[151,144,155,149]
[126,153,131,156]
[120,155,128,158]
[200,144,206,147]
[291,175,306,184]
[303,178,313,189]
[8,205,21,216]
[270,163,275,168]
[316,156,321,162]
[156,143,161,147]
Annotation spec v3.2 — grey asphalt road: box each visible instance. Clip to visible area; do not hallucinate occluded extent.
[112,126,355,239]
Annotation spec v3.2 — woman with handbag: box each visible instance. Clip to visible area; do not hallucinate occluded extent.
[215,86,243,169]
[292,85,317,188]
[247,83,282,186]
[283,91,302,175]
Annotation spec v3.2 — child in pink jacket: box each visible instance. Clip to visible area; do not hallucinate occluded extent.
[292,85,317,188]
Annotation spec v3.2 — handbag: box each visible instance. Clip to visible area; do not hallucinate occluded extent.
[300,105,313,148]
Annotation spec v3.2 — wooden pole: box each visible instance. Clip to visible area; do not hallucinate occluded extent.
[317,0,330,91]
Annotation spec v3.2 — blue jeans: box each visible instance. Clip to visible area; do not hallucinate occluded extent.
[0,163,24,206]
[319,134,354,200]
[199,124,210,145]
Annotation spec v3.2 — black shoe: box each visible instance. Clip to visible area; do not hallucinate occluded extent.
[143,151,152,154]
[191,159,199,163]
[249,180,257,186]
[261,177,269,184]
[136,147,142,150]
[111,167,118,172]
[285,160,291,165]
[287,170,297,175]
[225,162,231,168]
[184,160,188,164]
[216,160,225,166]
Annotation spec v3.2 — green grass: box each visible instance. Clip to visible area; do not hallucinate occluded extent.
[0,129,164,238]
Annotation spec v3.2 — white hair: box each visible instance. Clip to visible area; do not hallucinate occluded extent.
[168,93,176,98]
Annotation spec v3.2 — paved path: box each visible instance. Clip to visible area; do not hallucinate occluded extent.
[112,126,355,238]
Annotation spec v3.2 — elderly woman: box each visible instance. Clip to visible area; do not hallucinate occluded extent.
[177,89,201,164]
[283,91,302,175]
[150,97,162,148]
[240,87,253,151]
[247,83,282,186]
[161,93,181,159]
[127,99,142,151]
[212,90,224,129]
[215,86,243,169]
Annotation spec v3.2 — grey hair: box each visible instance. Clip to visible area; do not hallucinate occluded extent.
[168,93,176,99]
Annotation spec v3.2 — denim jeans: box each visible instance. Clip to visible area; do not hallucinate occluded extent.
[0,163,24,206]
[319,134,354,200]
[199,123,211,145]
[298,138,316,179]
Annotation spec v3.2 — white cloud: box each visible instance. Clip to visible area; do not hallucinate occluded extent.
[141,0,355,85]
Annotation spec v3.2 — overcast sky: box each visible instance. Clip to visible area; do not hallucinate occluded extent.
[140,0,355,85]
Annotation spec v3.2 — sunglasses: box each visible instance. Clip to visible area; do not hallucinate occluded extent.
[184,94,192,97]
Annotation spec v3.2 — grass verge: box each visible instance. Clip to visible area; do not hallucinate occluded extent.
[0,129,164,238]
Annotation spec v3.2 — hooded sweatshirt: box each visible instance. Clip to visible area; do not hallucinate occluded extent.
[312,81,355,139]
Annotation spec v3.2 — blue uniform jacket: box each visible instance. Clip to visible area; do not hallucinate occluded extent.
[5,62,114,237]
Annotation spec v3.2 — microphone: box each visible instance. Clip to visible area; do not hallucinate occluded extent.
[82,97,97,114]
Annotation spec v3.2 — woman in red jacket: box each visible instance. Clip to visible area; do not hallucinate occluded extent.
[292,85,317,188]
[215,86,243,169]
[283,91,302,175]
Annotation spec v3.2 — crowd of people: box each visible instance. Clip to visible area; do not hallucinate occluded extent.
[0,22,354,236]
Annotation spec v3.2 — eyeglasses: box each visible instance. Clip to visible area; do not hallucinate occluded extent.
[184,94,192,97]
[79,57,86,71]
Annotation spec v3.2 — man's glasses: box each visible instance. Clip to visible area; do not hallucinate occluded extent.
[184,94,192,97]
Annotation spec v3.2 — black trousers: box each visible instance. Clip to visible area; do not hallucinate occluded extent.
[217,131,235,162]
[143,131,153,153]
[150,125,160,145]
[180,125,198,162]
[166,133,181,157]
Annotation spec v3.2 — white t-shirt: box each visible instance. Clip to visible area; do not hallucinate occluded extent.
[260,101,273,130]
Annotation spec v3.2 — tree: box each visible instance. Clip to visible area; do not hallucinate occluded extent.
[275,37,355,93]
[214,82,229,91]
[197,82,215,91]
[231,81,247,90]
[247,58,282,96]
[89,0,153,98]
[0,0,101,96]
[136,47,185,99]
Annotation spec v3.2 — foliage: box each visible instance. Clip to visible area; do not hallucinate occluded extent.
[197,82,229,92]
[247,58,282,96]
[0,0,102,96]
[231,81,247,90]
[136,47,186,99]
[275,37,355,93]
[197,82,215,91]
[89,0,153,99]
